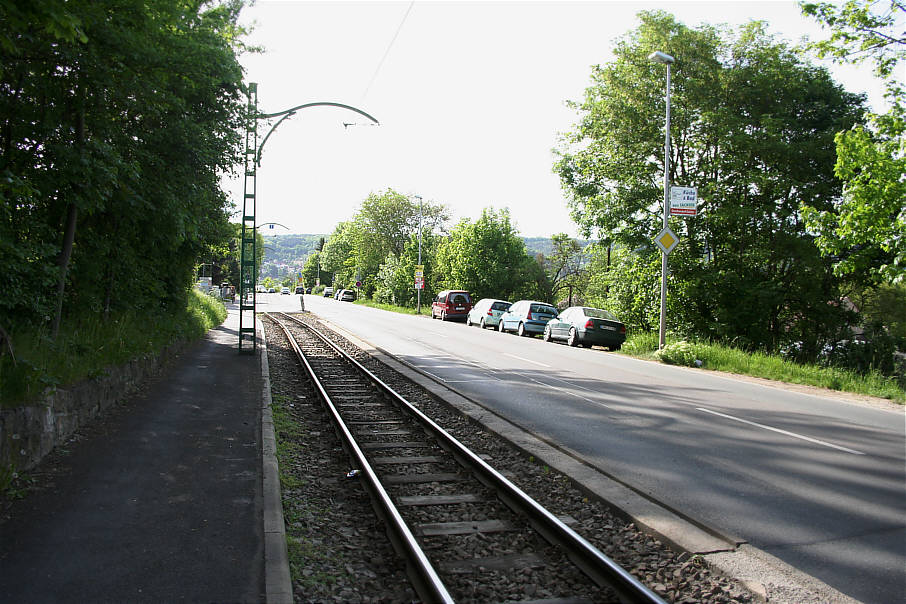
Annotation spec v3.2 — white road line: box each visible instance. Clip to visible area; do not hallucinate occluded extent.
[504,353,550,368]
[696,407,866,455]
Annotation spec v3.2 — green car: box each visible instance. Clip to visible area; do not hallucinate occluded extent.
[466,298,512,329]
[543,306,626,350]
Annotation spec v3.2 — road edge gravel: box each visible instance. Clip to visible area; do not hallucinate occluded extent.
[316,315,863,604]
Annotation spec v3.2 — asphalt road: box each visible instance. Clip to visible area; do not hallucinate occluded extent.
[262,292,905,604]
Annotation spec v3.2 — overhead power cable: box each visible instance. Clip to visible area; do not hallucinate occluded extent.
[360,0,415,102]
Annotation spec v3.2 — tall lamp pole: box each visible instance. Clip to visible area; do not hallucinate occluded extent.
[649,50,674,350]
[415,194,423,314]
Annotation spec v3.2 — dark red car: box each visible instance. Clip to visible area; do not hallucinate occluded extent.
[431,290,472,321]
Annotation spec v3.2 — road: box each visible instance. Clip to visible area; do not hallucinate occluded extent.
[260,292,905,604]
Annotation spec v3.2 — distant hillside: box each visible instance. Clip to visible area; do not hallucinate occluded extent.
[262,233,326,266]
[261,234,592,269]
[522,236,592,258]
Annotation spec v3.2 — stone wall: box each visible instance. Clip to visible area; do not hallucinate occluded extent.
[0,344,182,474]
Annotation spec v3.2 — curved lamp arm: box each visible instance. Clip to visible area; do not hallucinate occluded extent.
[255,102,380,167]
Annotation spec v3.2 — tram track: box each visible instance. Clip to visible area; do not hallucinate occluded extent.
[267,310,665,603]
[264,311,756,603]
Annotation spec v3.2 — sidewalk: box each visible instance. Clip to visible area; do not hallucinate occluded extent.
[0,305,268,603]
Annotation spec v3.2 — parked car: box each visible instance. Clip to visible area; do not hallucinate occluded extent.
[340,289,356,302]
[466,298,512,329]
[281,287,290,295]
[295,286,305,294]
[267,287,276,293]
[543,306,626,350]
[498,300,559,337]
[305,287,312,294]
[431,290,473,321]
[323,287,334,297]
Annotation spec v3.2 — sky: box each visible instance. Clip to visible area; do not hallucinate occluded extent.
[223,0,887,239]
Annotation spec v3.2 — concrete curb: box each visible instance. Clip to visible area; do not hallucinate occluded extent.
[258,318,293,604]
[316,316,863,604]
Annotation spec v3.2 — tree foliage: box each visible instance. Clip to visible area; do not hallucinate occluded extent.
[435,208,545,302]
[556,11,865,352]
[801,0,906,284]
[0,0,250,336]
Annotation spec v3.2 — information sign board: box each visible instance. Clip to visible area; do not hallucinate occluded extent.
[670,186,698,216]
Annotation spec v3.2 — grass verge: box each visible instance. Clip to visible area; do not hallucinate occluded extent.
[0,289,227,408]
[623,333,905,403]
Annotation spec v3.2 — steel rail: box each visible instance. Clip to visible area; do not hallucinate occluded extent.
[276,312,665,604]
[268,313,454,604]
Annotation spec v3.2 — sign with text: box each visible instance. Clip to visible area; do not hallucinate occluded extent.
[414,276,424,290]
[670,186,698,216]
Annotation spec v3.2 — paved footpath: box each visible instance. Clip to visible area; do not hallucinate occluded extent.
[0,306,267,603]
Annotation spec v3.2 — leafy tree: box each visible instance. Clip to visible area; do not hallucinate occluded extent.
[0,0,250,339]
[556,12,865,352]
[801,0,906,284]
[435,208,544,302]
[320,221,357,288]
[538,233,585,306]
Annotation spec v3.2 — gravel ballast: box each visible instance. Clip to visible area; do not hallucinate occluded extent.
[264,313,757,603]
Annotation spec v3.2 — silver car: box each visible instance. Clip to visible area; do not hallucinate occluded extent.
[466,298,512,329]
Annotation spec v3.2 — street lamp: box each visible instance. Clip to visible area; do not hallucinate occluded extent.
[415,195,423,314]
[649,50,674,349]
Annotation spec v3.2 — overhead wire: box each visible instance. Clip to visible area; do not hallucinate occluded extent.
[360,0,415,102]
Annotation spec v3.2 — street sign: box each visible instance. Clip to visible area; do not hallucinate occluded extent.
[414,264,424,279]
[654,227,679,254]
[414,277,424,290]
[670,186,698,216]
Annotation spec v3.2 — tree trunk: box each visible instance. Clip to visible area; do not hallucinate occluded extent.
[51,85,84,340]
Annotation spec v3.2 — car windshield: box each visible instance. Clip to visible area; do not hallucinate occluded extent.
[491,301,511,311]
[530,304,557,315]
[584,308,617,321]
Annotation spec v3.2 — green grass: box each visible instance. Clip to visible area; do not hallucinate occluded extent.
[351,298,426,316]
[0,289,227,408]
[622,333,905,403]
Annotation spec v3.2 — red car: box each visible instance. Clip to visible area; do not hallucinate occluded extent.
[431,290,472,321]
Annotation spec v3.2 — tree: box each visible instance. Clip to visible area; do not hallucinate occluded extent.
[555,12,865,351]
[801,0,906,284]
[538,234,585,306]
[0,0,250,337]
[435,208,543,302]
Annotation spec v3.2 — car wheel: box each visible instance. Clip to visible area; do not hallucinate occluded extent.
[466,316,472,326]
[441,311,447,321]
[480,318,486,329]
[611,344,622,351]
[542,325,552,342]
[517,322,527,337]
[567,327,579,347]
[498,320,505,333]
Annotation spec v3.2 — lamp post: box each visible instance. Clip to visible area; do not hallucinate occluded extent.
[415,194,423,314]
[649,50,674,350]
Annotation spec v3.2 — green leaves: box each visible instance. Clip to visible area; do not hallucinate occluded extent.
[0,0,249,330]
[556,11,865,350]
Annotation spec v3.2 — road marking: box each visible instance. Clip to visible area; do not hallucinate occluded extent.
[696,408,866,455]
[504,353,550,368]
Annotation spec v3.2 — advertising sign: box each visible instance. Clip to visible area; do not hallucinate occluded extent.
[670,186,698,216]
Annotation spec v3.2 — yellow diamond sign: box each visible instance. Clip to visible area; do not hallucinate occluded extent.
[654,227,679,254]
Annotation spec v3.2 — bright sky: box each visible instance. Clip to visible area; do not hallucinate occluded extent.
[224,0,885,239]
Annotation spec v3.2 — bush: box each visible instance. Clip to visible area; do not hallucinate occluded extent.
[655,340,698,367]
